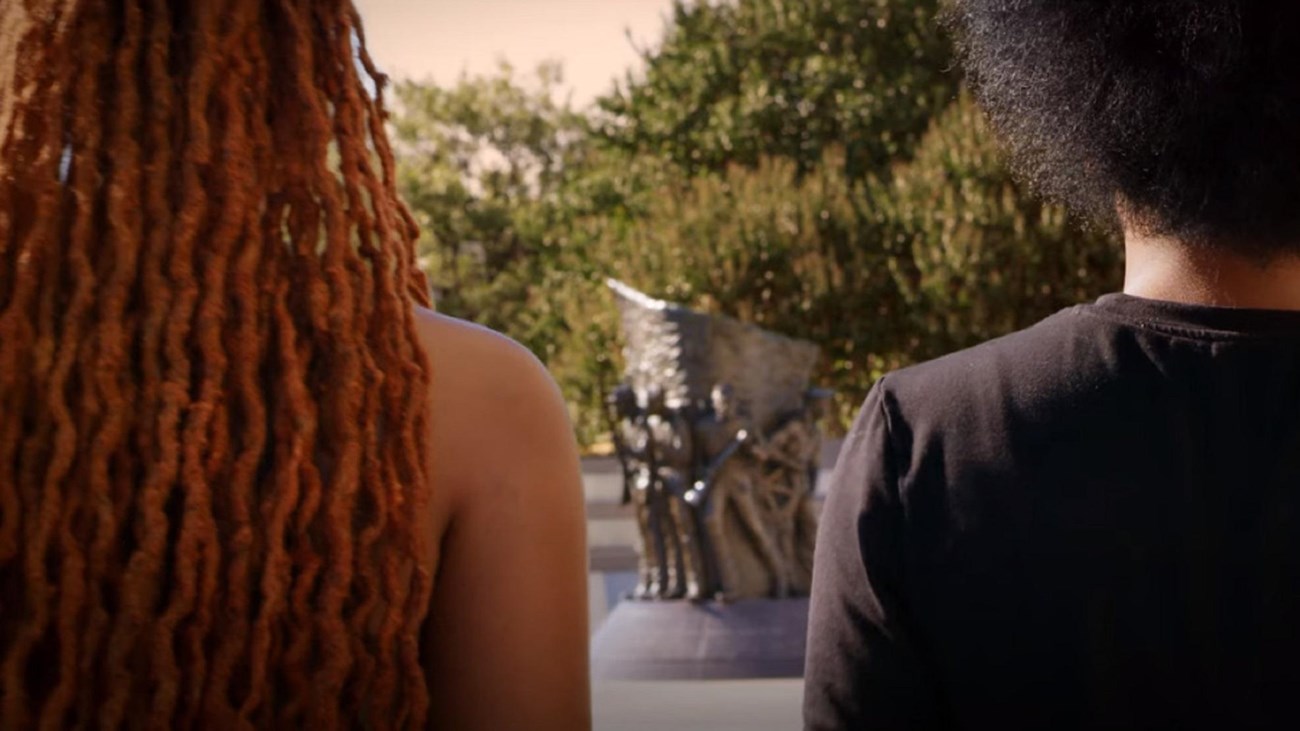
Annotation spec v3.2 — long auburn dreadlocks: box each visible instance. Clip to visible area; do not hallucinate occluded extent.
[0,0,435,727]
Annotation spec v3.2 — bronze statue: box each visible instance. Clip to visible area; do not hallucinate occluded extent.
[752,389,831,594]
[609,384,665,599]
[608,280,828,602]
[687,384,790,599]
[646,390,709,600]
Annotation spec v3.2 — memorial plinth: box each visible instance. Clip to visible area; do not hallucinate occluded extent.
[591,598,809,680]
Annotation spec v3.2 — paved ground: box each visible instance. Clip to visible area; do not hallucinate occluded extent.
[593,680,804,731]
[583,440,840,730]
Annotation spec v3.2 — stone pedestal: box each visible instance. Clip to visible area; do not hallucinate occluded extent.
[591,598,809,680]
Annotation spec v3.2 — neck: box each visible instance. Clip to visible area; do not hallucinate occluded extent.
[1123,230,1300,310]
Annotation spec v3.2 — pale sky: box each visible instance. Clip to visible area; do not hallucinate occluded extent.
[353,0,677,107]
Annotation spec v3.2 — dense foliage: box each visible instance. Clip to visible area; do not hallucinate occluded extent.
[392,62,584,361]
[596,0,954,179]
[392,0,1123,446]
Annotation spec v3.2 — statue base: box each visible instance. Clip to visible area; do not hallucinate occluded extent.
[591,598,809,680]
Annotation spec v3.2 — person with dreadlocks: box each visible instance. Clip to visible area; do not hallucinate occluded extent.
[806,1,1300,729]
[0,1,590,729]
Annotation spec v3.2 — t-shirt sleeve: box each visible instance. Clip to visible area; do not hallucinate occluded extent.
[803,379,942,730]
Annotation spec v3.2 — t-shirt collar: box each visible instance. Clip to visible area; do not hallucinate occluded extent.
[1093,293,1300,337]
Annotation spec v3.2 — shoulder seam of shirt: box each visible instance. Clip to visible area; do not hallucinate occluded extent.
[1072,302,1300,342]
[874,375,906,506]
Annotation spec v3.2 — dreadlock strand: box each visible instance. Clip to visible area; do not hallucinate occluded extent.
[340,12,436,727]
[146,0,226,720]
[201,20,275,726]
[0,0,78,570]
[0,8,97,726]
[258,190,329,725]
[269,113,332,728]
[96,0,183,725]
[36,3,124,726]
[349,10,430,308]
[346,5,411,251]
[272,4,369,722]
[236,283,304,724]
[5,175,74,728]
[277,360,326,726]
[2,1,436,726]
[170,4,268,720]
[317,6,398,715]
[74,1,146,717]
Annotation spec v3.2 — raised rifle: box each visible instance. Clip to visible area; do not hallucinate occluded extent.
[684,428,750,509]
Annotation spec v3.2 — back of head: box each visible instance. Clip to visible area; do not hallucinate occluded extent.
[609,383,638,418]
[0,1,433,727]
[949,0,1300,257]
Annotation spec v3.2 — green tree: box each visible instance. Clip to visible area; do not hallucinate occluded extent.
[596,0,956,179]
[875,93,1123,358]
[392,62,585,358]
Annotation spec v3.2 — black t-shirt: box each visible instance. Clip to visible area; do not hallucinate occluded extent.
[804,294,1300,730]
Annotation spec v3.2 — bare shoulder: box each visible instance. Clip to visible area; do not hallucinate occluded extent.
[412,307,580,510]
[413,308,591,730]
[413,307,561,403]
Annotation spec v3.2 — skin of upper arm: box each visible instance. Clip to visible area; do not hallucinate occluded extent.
[416,310,591,731]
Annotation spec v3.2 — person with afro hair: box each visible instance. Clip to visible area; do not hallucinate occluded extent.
[806,2,1300,728]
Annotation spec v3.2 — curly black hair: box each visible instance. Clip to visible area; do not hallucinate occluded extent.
[948,0,1300,256]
